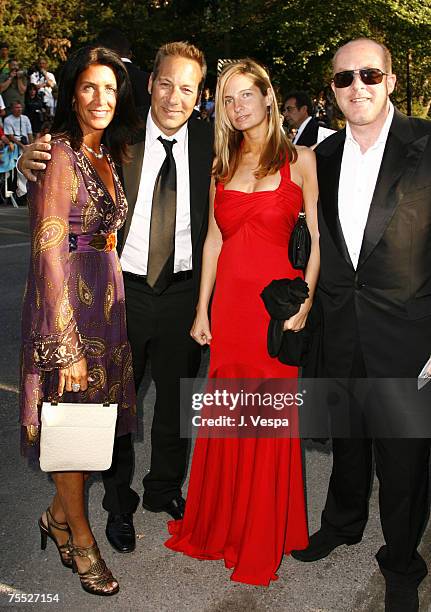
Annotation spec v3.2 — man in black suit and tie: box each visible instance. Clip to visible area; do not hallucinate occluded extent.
[103,42,213,552]
[283,91,320,146]
[292,38,431,612]
[19,42,213,555]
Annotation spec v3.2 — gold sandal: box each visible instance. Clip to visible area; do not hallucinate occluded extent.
[38,507,72,569]
[69,540,119,596]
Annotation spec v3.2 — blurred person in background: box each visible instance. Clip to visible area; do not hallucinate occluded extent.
[283,91,319,146]
[3,101,33,150]
[0,59,27,114]
[0,94,5,122]
[30,57,56,117]
[96,27,150,114]
[25,83,46,137]
[200,87,215,121]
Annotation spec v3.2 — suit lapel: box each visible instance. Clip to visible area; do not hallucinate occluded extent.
[117,117,212,260]
[357,110,429,268]
[188,119,208,250]
[317,129,353,267]
[119,139,146,252]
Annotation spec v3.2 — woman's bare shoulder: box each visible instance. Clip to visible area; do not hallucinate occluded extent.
[294,145,316,172]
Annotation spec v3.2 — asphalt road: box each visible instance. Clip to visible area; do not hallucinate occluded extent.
[0,207,430,611]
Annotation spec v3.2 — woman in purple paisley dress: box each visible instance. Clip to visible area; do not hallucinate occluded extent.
[19,46,140,596]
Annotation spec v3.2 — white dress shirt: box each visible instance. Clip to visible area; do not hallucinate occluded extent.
[338,103,394,269]
[120,110,192,275]
[3,113,33,140]
[292,116,312,144]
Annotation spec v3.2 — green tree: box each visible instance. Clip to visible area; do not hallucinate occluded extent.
[0,0,84,70]
[0,0,429,116]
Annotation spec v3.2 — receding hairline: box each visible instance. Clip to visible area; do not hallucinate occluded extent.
[332,38,392,73]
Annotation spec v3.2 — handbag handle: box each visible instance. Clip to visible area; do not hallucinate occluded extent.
[48,400,112,407]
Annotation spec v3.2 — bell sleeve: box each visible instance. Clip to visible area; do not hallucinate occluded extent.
[28,141,86,370]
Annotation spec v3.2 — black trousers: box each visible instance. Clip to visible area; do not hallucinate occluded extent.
[102,274,201,513]
[321,344,430,587]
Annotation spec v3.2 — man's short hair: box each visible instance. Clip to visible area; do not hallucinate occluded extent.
[97,28,131,58]
[332,38,392,73]
[0,42,9,49]
[284,91,313,116]
[152,41,207,94]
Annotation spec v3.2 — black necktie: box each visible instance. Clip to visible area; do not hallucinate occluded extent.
[147,136,177,294]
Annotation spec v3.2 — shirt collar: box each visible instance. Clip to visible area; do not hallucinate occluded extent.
[346,102,394,149]
[297,116,312,134]
[294,116,312,142]
[146,109,188,154]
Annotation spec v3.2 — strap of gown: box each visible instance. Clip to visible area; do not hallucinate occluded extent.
[214,180,224,210]
[280,158,291,181]
[281,157,304,213]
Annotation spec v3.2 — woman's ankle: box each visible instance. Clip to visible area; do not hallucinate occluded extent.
[71,532,95,548]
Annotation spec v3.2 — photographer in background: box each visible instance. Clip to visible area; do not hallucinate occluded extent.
[0,59,27,114]
[3,101,33,150]
[25,83,46,137]
[30,57,56,117]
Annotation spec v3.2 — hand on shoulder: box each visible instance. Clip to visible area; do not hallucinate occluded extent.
[18,133,52,181]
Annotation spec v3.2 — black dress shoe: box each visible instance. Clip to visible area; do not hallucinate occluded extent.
[291,529,361,562]
[142,495,186,520]
[385,585,419,612]
[105,512,136,553]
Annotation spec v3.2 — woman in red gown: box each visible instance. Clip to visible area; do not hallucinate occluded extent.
[165,59,319,585]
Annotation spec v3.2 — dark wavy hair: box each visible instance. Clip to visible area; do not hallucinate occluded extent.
[51,45,140,163]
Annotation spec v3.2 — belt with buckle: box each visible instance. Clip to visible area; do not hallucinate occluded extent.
[123,270,193,284]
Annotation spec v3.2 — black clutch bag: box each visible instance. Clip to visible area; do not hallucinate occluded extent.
[288,211,311,270]
[278,305,319,367]
[261,278,310,363]
[261,278,321,367]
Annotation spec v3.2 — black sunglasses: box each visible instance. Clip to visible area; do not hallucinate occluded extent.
[332,68,388,88]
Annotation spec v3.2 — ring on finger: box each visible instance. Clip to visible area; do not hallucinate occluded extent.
[72,382,81,392]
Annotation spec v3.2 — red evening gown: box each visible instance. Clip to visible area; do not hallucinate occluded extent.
[165,160,309,585]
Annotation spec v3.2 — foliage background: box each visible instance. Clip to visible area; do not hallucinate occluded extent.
[0,0,430,116]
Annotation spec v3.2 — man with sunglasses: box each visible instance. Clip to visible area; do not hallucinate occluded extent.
[292,38,431,612]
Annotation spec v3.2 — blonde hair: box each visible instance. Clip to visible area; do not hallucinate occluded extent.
[213,59,296,183]
[152,41,207,94]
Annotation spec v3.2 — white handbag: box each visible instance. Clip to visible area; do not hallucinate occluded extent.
[39,401,118,472]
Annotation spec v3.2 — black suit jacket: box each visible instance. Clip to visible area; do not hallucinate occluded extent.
[125,62,151,112]
[118,116,214,304]
[315,109,431,378]
[296,117,320,147]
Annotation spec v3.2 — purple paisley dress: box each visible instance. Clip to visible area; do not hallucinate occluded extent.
[19,138,137,456]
